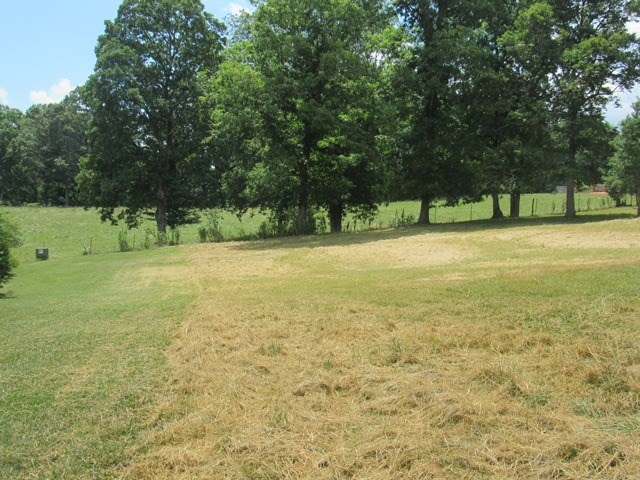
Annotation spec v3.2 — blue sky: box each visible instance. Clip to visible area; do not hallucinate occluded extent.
[0,1,638,124]
[0,0,251,111]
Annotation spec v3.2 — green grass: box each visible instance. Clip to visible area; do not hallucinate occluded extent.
[1,197,639,478]
[0,248,194,479]
[5,193,636,265]
[372,192,629,227]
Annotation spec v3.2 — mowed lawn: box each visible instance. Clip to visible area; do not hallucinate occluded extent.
[1,205,639,478]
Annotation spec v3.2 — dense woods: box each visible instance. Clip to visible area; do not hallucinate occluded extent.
[1,0,640,233]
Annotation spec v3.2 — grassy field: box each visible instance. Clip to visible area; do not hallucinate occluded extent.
[5,192,634,265]
[1,199,639,478]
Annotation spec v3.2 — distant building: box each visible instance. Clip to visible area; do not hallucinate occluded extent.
[555,186,567,194]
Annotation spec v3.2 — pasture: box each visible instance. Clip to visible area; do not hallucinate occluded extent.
[7,192,630,264]
[1,198,639,479]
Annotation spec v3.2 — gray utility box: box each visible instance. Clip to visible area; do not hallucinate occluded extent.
[36,248,49,260]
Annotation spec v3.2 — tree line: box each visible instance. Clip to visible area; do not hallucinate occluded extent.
[2,0,640,235]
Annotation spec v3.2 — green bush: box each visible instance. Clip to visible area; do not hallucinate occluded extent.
[117,229,131,252]
[0,210,22,290]
[197,210,224,242]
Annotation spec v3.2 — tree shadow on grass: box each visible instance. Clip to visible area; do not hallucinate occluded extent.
[228,210,638,252]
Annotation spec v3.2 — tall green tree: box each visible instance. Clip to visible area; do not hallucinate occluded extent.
[42,89,91,206]
[4,93,89,206]
[205,43,269,219]
[239,0,391,233]
[607,100,640,216]
[457,1,553,218]
[0,105,24,205]
[81,0,224,233]
[393,0,482,224]
[504,0,640,218]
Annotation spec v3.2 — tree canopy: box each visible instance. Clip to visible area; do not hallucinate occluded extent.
[607,100,640,216]
[80,0,224,233]
[504,0,640,217]
[4,0,640,233]
[210,0,393,233]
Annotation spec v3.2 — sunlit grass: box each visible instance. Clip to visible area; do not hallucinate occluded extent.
[6,193,636,265]
[1,202,639,478]
[0,248,194,478]
[129,217,640,479]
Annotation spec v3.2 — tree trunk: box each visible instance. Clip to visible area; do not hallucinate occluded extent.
[296,203,309,235]
[329,203,343,233]
[565,108,578,219]
[491,192,504,219]
[565,176,576,218]
[297,135,312,234]
[156,180,168,234]
[417,195,431,225]
[297,163,310,234]
[510,191,521,218]
[64,183,70,207]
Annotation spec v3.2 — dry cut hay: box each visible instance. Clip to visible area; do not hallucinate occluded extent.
[126,223,640,479]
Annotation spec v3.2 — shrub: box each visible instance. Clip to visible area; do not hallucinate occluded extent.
[143,229,154,250]
[168,227,181,246]
[197,210,224,243]
[0,211,22,291]
[117,229,131,252]
[257,207,324,239]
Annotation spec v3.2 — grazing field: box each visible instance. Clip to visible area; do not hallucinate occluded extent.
[1,203,639,479]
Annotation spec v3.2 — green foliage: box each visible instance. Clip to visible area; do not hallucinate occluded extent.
[391,209,415,228]
[170,228,181,246]
[197,210,224,243]
[117,229,132,252]
[154,228,181,247]
[81,0,225,233]
[0,105,24,205]
[143,228,154,250]
[0,210,22,290]
[1,91,89,206]
[392,0,486,220]
[215,0,392,234]
[257,207,322,239]
[205,46,268,217]
[607,101,640,215]
[503,0,640,216]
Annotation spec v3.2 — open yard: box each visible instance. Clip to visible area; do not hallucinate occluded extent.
[1,202,639,478]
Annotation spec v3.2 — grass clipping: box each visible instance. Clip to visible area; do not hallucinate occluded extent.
[129,221,640,479]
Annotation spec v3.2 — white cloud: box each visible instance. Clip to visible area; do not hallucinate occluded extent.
[228,3,246,15]
[29,78,74,105]
[226,2,253,15]
[628,21,640,36]
[0,87,9,106]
